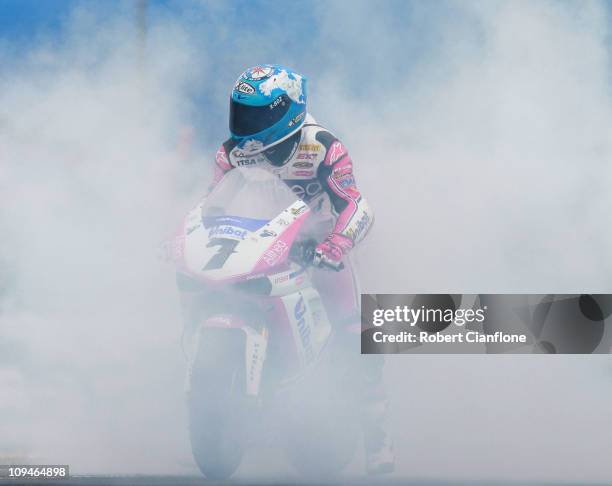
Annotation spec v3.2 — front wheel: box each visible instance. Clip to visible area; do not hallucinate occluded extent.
[281,353,360,478]
[188,327,247,480]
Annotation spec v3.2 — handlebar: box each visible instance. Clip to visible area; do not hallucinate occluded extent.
[290,239,345,272]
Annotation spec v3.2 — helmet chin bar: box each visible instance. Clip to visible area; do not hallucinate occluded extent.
[233,117,307,156]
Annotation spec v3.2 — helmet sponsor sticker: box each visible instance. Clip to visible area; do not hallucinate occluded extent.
[234,81,255,94]
[269,95,286,110]
[244,66,273,81]
[288,112,305,127]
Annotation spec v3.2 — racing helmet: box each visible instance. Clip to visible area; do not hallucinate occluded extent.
[229,64,307,155]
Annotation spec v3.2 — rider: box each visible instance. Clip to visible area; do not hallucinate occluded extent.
[200,64,393,475]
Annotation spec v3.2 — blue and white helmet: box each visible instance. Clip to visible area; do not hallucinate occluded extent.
[229,64,307,155]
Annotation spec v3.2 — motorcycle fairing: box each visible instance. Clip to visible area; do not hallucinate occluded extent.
[185,314,268,397]
[279,287,332,370]
[181,199,310,283]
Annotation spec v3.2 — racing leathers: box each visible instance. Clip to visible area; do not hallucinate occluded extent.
[210,114,373,265]
[202,114,393,474]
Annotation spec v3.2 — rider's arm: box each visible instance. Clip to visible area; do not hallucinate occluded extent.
[316,136,374,257]
[207,144,234,194]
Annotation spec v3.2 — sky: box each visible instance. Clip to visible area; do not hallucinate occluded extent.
[1,0,612,483]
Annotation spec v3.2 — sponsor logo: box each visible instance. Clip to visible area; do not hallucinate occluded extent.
[293,160,314,168]
[234,81,255,95]
[288,112,305,127]
[209,226,247,240]
[291,182,322,200]
[272,273,290,285]
[346,212,371,242]
[294,296,314,364]
[236,158,258,166]
[328,141,346,164]
[332,164,352,177]
[297,153,317,160]
[248,341,262,386]
[233,144,266,160]
[337,174,355,189]
[294,170,314,177]
[259,229,277,238]
[290,204,308,216]
[245,66,273,81]
[299,144,320,152]
[269,95,286,110]
[277,218,290,226]
[215,148,229,167]
[263,240,288,266]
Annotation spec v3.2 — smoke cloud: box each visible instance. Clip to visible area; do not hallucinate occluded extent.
[1,0,611,482]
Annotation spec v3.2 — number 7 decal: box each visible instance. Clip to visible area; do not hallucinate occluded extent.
[203,238,239,271]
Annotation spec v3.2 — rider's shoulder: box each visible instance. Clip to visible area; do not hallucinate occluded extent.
[299,115,343,154]
[219,138,247,168]
[213,140,234,170]
[301,116,350,167]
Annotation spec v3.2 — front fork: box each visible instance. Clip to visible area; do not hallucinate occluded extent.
[181,283,331,398]
[184,315,268,397]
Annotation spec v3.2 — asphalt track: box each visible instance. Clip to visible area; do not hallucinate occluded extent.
[0,477,600,486]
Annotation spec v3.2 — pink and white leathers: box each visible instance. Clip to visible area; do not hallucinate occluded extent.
[209,114,374,325]
[212,115,373,261]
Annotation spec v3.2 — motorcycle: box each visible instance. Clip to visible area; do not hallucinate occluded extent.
[171,167,359,479]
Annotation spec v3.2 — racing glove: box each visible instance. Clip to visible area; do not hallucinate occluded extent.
[314,233,353,271]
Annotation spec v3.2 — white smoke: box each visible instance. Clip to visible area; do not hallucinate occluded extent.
[1,0,611,482]
[311,0,612,294]
[313,1,612,482]
[0,7,203,474]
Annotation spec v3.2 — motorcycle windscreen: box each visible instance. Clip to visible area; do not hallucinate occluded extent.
[182,167,310,281]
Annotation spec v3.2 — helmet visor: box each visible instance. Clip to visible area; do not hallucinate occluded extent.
[230,94,291,136]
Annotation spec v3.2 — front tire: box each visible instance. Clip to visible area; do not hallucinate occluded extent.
[188,327,247,480]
